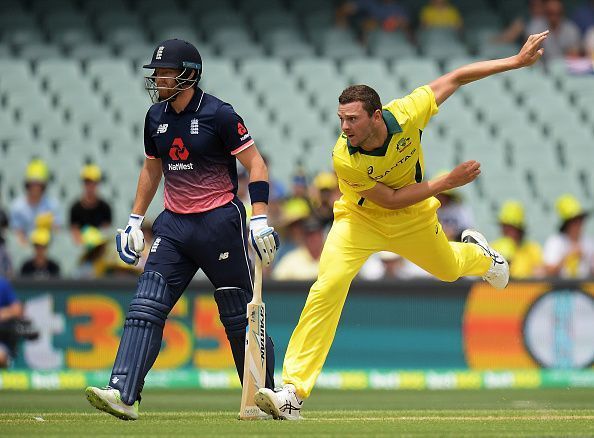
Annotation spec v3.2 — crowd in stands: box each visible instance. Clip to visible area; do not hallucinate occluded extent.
[0,158,592,282]
[338,0,594,61]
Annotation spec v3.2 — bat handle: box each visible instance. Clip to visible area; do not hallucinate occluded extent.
[252,258,263,305]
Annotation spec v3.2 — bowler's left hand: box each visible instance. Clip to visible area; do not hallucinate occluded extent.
[515,30,548,67]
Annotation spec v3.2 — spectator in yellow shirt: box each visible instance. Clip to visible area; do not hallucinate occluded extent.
[273,218,324,280]
[491,201,544,279]
[420,0,463,30]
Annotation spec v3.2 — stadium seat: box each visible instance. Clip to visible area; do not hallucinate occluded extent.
[269,40,316,59]
[0,12,36,32]
[252,11,299,34]
[153,26,201,46]
[200,11,245,36]
[3,28,45,47]
[368,31,417,59]
[103,27,148,47]
[392,58,440,89]
[241,58,287,91]
[19,44,63,60]
[145,12,193,31]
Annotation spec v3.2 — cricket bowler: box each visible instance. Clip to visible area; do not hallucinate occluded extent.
[255,31,549,420]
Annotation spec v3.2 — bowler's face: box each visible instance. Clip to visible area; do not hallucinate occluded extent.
[337,101,374,147]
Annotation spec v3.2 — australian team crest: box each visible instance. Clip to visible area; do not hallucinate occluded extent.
[396,137,412,152]
[190,118,199,135]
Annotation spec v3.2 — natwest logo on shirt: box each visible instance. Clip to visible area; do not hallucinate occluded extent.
[169,137,189,161]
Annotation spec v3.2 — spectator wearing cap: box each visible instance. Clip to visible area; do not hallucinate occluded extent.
[20,228,60,279]
[273,218,325,280]
[310,172,340,229]
[274,198,312,263]
[74,226,110,279]
[69,164,112,245]
[433,171,474,241]
[490,201,544,279]
[543,195,593,278]
[9,159,63,245]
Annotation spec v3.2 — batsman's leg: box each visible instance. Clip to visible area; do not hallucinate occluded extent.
[201,199,276,390]
[214,287,275,389]
[108,271,173,404]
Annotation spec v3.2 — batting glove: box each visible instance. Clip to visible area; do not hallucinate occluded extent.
[116,214,145,266]
[249,215,280,267]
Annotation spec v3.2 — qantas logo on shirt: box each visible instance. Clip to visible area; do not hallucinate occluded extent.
[169,137,189,161]
[369,147,417,181]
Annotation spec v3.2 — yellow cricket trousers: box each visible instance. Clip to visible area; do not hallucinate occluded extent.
[282,197,492,398]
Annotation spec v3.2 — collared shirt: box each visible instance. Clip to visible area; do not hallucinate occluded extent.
[9,194,63,235]
[332,85,438,213]
[144,87,254,214]
[543,233,594,278]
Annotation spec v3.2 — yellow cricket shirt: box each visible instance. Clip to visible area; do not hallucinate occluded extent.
[332,85,438,214]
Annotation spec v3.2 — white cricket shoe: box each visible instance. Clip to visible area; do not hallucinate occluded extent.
[254,384,304,420]
[85,386,139,421]
[462,229,510,289]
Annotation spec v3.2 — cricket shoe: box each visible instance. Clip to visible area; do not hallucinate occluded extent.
[254,384,304,420]
[85,386,139,421]
[462,229,509,289]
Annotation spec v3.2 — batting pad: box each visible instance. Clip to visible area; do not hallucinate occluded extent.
[110,271,172,405]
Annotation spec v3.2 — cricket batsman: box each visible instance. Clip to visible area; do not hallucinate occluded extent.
[255,31,549,420]
[85,39,279,420]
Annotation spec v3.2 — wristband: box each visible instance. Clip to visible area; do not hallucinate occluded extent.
[128,214,144,228]
[248,181,269,205]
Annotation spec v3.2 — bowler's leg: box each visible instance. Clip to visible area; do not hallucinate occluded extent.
[282,219,378,398]
[392,219,491,282]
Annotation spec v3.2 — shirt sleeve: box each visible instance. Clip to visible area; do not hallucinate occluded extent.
[0,278,17,307]
[9,200,26,232]
[215,103,255,156]
[333,153,377,193]
[543,235,564,266]
[143,111,159,159]
[393,85,438,130]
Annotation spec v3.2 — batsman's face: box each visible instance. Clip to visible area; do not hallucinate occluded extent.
[154,68,182,100]
[338,101,375,147]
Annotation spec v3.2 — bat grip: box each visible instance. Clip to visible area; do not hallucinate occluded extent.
[251,258,263,305]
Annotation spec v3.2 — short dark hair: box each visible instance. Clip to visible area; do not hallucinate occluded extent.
[338,85,382,117]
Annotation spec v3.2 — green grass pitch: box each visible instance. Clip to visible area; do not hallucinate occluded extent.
[1,388,594,437]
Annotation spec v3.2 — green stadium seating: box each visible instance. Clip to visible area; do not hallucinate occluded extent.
[19,44,63,60]
[0,0,592,276]
[393,58,440,89]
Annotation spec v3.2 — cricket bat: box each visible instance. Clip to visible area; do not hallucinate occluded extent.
[239,258,266,420]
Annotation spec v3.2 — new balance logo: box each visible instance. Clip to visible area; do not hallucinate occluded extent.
[111,376,119,384]
[155,46,165,60]
[157,123,168,134]
[150,237,161,253]
[219,252,229,260]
